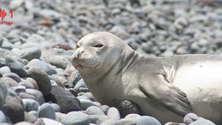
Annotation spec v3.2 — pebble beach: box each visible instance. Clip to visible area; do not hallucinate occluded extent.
[0,0,222,125]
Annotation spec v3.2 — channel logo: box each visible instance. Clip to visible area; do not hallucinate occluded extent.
[0,9,7,20]
[0,8,13,25]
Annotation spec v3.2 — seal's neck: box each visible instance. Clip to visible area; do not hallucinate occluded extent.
[116,50,140,76]
[93,48,140,83]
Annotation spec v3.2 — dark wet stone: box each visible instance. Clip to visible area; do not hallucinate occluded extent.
[27,67,51,96]
[5,56,27,77]
[117,100,141,118]
[44,85,81,113]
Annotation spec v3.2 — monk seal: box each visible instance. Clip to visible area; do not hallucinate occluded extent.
[71,31,222,124]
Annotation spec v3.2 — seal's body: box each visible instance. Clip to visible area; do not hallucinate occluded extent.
[71,32,222,124]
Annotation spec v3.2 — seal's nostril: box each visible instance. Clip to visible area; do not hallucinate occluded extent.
[75,52,80,59]
[73,50,84,59]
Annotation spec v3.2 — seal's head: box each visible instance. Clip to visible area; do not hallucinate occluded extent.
[71,32,133,79]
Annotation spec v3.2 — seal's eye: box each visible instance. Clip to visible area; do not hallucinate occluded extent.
[94,44,103,48]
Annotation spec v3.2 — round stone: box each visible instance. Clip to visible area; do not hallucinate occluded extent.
[38,103,55,120]
[99,105,110,115]
[116,119,137,125]
[165,122,186,125]
[79,99,96,110]
[1,77,19,87]
[86,106,105,115]
[55,112,65,122]
[34,118,64,125]
[14,121,33,125]
[50,103,60,112]
[24,111,38,123]
[74,79,88,93]
[53,76,70,88]
[107,107,121,121]
[49,56,69,70]
[77,96,90,100]
[189,118,216,125]
[19,79,34,89]
[11,85,26,94]
[100,119,117,125]
[24,77,39,90]
[27,59,53,75]
[89,115,109,124]
[0,48,21,60]
[29,110,39,118]
[183,113,199,124]
[19,47,41,61]
[131,116,161,125]
[0,66,11,76]
[125,114,140,119]
[81,92,96,101]
[61,111,90,125]
[19,43,44,51]
[67,70,82,86]
[40,50,56,63]
[7,88,17,97]
[3,72,21,83]
[26,89,45,105]
[22,99,39,112]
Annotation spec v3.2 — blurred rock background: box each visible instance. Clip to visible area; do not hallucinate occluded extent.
[0,0,222,57]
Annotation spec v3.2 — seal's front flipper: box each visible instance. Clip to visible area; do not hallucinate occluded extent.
[140,75,192,117]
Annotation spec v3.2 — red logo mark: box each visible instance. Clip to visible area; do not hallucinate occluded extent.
[0,9,13,20]
[0,9,6,20]
[0,9,13,25]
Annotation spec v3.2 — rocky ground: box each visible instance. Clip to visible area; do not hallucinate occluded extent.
[0,0,222,125]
